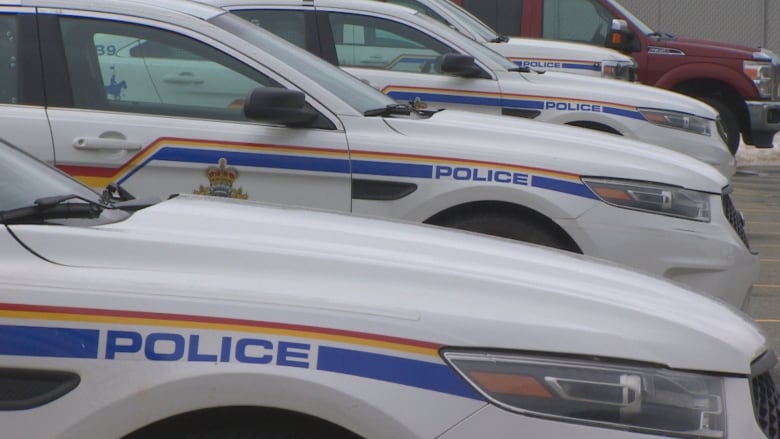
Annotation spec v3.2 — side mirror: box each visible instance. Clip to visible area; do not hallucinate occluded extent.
[605,19,635,54]
[439,53,489,78]
[243,88,318,126]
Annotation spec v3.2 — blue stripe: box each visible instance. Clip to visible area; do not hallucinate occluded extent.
[352,160,433,178]
[317,346,481,400]
[561,63,601,72]
[501,99,547,110]
[119,147,350,183]
[0,325,99,359]
[386,91,503,107]
[532,176,598,199]
[387,91,643,121]
[603,106,646,121]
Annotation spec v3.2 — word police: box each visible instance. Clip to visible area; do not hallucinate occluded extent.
[435,166,529,185]
[106,330,312,367]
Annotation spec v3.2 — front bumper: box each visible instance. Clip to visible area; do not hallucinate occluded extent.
[440,375,767,438]
[559,192,759,311]
[746,100,780,147]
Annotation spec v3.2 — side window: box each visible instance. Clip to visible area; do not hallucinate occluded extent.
[231,10,307,49]
[0,14,18,104]
[327,13,454,73]
[542,0,614,45]
[59,17,280,121]
[461,0,523,36]
[381,0,450,24]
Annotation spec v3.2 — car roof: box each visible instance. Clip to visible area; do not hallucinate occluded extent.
[198,0,420,17]
[8,0,226,21]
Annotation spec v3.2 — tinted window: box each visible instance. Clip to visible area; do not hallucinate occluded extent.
[328,12,453,73]
[232,10,307,49]
[461,0,522,36]
[0,14,18,104]
[542,0,615,45]
[59,17,279,121]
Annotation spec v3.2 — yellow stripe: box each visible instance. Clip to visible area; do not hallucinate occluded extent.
[0,310,438,357]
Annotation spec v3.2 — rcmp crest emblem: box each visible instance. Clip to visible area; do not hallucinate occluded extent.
[194,158,248,199]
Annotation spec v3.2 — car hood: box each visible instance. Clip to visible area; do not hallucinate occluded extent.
[492,37,635,63]
[9,195,766,374]
[650,35,759,60]
[502,69,719,119]
[383,110,727,193]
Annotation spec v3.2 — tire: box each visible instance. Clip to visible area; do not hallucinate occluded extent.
[185,425,357,439]
[125,410,361,439]
[437,210,580,253]
[703,98,741,155]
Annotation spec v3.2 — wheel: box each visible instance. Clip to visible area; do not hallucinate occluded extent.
[437,210,580,253]
[703,98,740,155]
[124,409,362,439]
[184,425,357,439]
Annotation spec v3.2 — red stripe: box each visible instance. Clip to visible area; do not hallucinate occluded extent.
[0,303,441,350]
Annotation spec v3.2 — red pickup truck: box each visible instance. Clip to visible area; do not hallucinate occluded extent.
[451,0,780,154]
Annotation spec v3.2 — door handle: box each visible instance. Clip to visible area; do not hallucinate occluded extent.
[162,72,205,85]
[73,137,142,151]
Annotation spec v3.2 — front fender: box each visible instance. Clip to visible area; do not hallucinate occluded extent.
[655,62,757,98]
[375,183,599,225]
[58,370,482,439]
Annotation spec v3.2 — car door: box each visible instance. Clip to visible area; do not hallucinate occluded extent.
[320,10,504,115]
[0,10,54,163]
[234,7,503,115]
[40,12,350,211]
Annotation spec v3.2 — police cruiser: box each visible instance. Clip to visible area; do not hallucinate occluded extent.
[202,0,735,175]
[375,0,638,81]
[0,133,775,439]
[0,0,757,309]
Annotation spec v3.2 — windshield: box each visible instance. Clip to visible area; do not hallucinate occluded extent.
[0,139,102,212]
[429,0,500,42]
[605,0,654,35]
[210,13,396,114]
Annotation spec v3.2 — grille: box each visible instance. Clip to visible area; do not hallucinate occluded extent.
[722,192,750,249]
[752,371,780,438]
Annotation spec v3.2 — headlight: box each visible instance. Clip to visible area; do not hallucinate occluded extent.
[639,109,712,136]
[601,59,637,81]
[443,351,726,438]
[744,59,776,99]
[582,178,711,222]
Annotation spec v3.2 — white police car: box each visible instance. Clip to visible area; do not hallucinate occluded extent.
[0,0,757,309]
[376,0,639,81]
[203,0,736,170]
[0,132,775,439]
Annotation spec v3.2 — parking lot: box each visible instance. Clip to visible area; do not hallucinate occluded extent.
[734,143,780,376]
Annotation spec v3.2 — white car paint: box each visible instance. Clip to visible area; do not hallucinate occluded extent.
[0,0,756,309]
[208,0,735,177]
[0,139,773,438]
[376,0,639,81]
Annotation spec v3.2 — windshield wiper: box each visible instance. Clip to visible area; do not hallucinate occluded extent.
[490,34,510,43]
[364,103,413,117]
[0,194,109,224]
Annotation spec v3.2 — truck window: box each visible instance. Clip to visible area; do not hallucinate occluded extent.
[461,0,522,36]
[542,0,615,45]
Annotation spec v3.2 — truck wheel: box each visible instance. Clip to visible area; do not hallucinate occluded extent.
[437,211,580,253]
[704,98,740,155]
